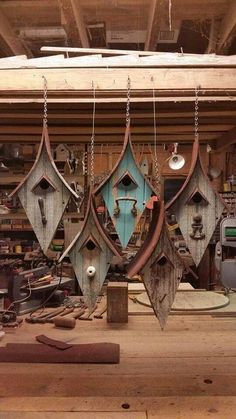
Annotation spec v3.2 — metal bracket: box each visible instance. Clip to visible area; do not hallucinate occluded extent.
[38,197,47,225]
[114,197,137,217]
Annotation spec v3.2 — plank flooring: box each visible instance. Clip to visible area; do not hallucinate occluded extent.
[0,299,236,418]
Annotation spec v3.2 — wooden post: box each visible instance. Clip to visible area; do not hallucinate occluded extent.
[107,282,128,323]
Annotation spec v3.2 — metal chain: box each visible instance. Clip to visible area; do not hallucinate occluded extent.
[42,76,48,126]
[168,0,172,31]
[195,86,199,142]
[90,81,96,186]
[152,84,160,197]
[126,76,131,127]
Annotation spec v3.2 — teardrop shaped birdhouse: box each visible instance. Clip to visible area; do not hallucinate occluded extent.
[166,140,225,266]
[10,124,78,254]
[95,123,157,248]
[127,201,184,329]
[60,193,122,310]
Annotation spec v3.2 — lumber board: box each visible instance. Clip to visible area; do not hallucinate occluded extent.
[0,68,235,92]
[0,413,146,419]
[0,396,235,417]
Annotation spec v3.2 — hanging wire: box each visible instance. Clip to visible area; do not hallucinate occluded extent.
[195,86,199,142]
[42,75,48,126]
[90,81,96,186]
[126,76,131,127]
[168,0,172,31]
[152,82,160,197]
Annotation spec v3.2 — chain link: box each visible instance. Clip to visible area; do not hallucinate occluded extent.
[126,76,131,127]
[42,76,48,126]
[195,86,199,142]
[152,84,160,198]
[90,81,96,186]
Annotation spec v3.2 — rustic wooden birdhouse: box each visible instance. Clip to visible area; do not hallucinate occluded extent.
[10,124,78,254]
[127,201,184,329]
[166,139,225,266]
[54,144,70,162]
[95,123,157,248]
[60,193,122,310]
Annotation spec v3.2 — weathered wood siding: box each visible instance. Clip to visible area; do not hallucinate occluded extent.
[141,224,184,330]
[167,157,225,266]
[68,211,115,309]
[18,145,71,253]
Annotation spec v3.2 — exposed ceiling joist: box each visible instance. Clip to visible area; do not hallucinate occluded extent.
[58,0,89,48]
[0,6,31,57]
[205,18,219,54]
[0,133,218,144]
[217,0,236,53]
[145,0,160,51]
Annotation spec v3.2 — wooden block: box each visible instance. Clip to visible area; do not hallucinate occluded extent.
[107,281,128,323]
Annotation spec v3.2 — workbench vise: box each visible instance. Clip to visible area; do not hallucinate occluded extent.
[215,217,236,291]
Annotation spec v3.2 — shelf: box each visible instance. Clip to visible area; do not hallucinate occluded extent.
[0,252,25,256]
[0,212,83,220]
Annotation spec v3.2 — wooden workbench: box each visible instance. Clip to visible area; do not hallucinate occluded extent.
[0,296,236,419]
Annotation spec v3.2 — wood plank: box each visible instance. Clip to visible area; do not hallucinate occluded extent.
[0,133,219,144]
[0,68,235,91]
[1,110,236,120]
[0,396,236,416]
[0,124,230,135]
[0,97,234,105]
[144,0,160,51]
[0,413,146,419]
[59,0,89,48]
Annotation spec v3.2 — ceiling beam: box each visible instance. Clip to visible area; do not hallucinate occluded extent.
[217,0,236,53]
[0,6,31,57]
[0,124,230,135]
[0,68,235,92]
[58,0,89,48]
[0,133,218,144]
[145,0,160,51]
[214,126,236,152]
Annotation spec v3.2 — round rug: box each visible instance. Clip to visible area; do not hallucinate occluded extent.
[136,291,229,311]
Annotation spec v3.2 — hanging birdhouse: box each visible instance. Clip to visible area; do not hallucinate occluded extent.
[127,201,184,329]
[10,124,78,254]
[95,123,157,248]
[54,144,70,162]
[59,193,122,310]
[166,139,225,266]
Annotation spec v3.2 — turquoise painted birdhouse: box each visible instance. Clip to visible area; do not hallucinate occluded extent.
[95,124,157,248]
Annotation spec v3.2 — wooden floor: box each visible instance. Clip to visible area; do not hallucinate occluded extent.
[0,298,236,418]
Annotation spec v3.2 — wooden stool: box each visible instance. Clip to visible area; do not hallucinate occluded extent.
[107,281,128,323]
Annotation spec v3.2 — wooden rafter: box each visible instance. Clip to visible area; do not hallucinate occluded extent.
[144,0,161,51]
[205,18,220,54]
[217,0,236,53]
[0,6,30,57]
[58,0,89,48]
